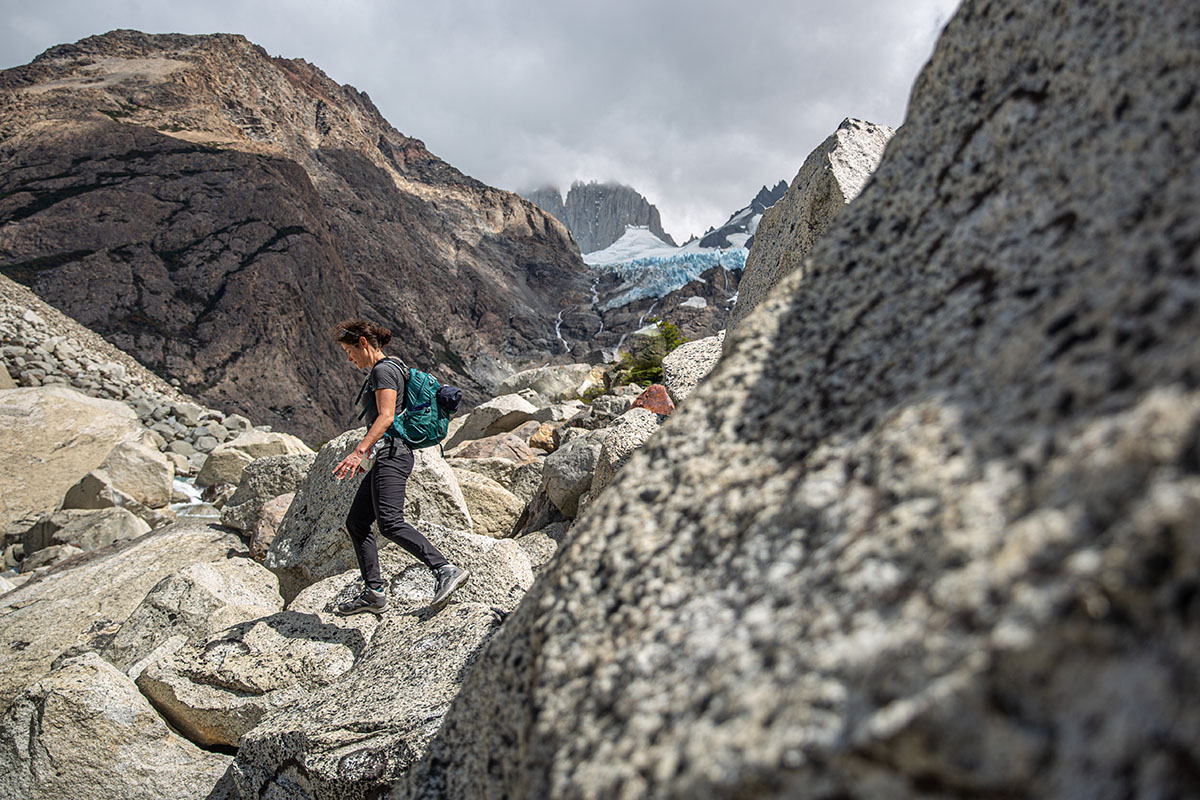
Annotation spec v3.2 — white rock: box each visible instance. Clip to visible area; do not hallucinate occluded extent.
[219,453,315,534]
[496,363,595,402]
[196,429,314,487]
[590,407,664,496]
[228,603,503,798]
[249,492,294,562]
[137,605,374,748]
[99,438,174,509]
[447,456,545,504]
[542,428,605,518]
[727,117,894,335]
[444,393,539,449]
[23,507,149,556]
[517,521,570,574]
[20,543,83,572]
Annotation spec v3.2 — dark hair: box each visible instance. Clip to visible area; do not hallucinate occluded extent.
[333,318,392,349]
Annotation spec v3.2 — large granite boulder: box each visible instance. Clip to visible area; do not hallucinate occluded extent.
[496,363,594,403]
[0,652,230,800]
[196,430,314,487]
[517,521,571,575]
[0,520,242,710]
[452,468,525,538]
[103,557,284,678]
[589,407,664,496]
[447,456,545,504]
[266,429,472,601]
[137,605,377,749]
[542,428,606,518]
[61,467,178,530]
[399,2,1200,797]
[22,506,150,556]
[220,453,316,533]
[551,394,633,447]
[249,492,294,561]
[371,525,535,612]
[444,393,539,449]
[95,438,174,509]
[20,543,83,573]
[445,420,541,462]
[661,331,725,404]
[727,117,894,335]
[228,603,503,799]
[63,468,129,510]
[0,386,141,527]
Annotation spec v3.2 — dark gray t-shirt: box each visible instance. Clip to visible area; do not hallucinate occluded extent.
[358,357,406,421]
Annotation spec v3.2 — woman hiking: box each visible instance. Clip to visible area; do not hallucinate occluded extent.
[330,319,468,615]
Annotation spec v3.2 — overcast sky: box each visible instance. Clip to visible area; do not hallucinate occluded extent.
[2,0,961,241]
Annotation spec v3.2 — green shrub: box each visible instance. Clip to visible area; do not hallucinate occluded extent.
[613,318,689,388]
[654,317,688,353]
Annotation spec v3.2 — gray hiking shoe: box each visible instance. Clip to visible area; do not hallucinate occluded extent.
[335,586,387,616]
[430,564,469,609]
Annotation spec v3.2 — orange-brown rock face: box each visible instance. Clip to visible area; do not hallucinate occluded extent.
[631,384,674,415]
[0,30,589,441]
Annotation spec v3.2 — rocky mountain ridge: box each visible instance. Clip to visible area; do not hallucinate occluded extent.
[0,30,590,441]
[522,181,676,254]
[695,179,788,249]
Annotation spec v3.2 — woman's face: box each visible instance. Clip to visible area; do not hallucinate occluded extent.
[340,340,371,370]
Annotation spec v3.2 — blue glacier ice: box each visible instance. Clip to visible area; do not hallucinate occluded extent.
[595,248,747,311]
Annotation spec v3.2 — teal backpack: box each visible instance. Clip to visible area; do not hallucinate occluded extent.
[356,358,463,450]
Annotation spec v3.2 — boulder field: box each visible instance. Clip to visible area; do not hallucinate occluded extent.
[0,302,691,798]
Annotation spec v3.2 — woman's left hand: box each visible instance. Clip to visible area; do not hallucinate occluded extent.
[333,450,367,480]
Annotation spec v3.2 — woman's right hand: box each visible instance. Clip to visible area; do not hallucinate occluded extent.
[333,450,366,480]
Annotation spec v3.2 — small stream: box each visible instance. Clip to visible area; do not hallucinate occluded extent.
[170,477,220,519]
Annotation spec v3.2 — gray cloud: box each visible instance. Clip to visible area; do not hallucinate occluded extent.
[2,0,960,240]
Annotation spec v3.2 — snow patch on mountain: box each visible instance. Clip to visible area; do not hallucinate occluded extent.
[583,226,681,265]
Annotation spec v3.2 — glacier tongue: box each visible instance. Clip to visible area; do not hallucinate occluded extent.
[595,248,747,311]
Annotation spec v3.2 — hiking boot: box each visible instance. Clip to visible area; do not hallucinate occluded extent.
[335,586,387,616]
[430,564,469,609]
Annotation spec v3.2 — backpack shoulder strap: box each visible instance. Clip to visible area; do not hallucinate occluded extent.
[376,356,409,412]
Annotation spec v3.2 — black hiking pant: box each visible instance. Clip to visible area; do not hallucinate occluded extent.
[346,440,448,590]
